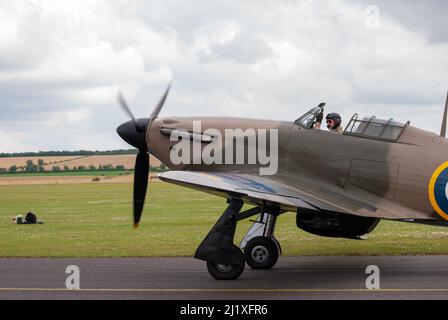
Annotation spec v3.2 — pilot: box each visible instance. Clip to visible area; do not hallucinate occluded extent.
[314,112,343,133]
[325,113,343,133]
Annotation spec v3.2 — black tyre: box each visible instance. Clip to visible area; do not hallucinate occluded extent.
[272,236,282,255]
[206,246,245,280]
[244,236,279,270]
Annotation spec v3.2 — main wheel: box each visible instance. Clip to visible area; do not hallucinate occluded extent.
[271,236,282,255]
[206,246,245,280]
[244,236,279,270]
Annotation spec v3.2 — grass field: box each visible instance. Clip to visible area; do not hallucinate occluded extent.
[1,181,448,257]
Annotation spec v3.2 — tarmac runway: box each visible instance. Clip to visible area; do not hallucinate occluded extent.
[1,256,448,300]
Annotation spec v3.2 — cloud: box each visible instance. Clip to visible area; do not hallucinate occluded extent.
[0,130,34,153]
[192,22,274,64]
[357,0,448,44]
[0,0,447,152]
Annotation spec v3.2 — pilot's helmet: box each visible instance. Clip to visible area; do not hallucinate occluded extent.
[326,113,342,129]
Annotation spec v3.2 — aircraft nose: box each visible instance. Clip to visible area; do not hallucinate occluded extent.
[116,118,149,150]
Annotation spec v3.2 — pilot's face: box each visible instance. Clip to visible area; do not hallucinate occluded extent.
[326,119,335,129]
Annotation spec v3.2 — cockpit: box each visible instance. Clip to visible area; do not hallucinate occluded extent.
[294,103,326,129]
[344,114,410,142]
[294,104,410,142]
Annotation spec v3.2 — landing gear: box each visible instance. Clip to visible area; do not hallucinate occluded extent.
[244,237,279,270]
[195,199,282,280]
[240,209,281,269]
[194,199,245,280]
[206,245,245,280]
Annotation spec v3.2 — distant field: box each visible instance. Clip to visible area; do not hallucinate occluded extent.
[0,154,161,171]
[1,181,448,257]
[0,156,83,169]
[0,170,132,177]
[42,154,161,170]
[0,172,163,186]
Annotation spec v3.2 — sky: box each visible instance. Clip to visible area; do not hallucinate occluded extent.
[0,0,447,152]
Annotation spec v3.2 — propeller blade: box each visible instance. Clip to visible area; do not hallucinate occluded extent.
[117,91,137,124]
[441,91,448,138]
[133,150,149,228]
[150,82,172,119]
[117,91,145,132]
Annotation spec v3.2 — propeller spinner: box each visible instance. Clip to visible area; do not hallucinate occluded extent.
[116,83,172,228]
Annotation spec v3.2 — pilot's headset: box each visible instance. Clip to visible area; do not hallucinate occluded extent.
[326,113,342,129]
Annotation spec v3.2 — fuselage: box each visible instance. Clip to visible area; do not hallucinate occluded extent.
[148,116,448,221]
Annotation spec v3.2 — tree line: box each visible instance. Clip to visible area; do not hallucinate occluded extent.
[0,159,129,174]
[0,159,167,174]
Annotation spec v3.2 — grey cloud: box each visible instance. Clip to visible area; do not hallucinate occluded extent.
[358,0,448,43]
[198,33,275,64]
[352,88,438,105]
[1,0,448,152]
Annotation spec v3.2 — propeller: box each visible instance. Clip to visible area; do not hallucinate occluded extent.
[441,91,448,138]
[117,92,145,133]
[116,82,172,228]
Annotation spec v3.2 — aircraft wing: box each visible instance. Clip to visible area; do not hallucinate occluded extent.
[159,171,317,211]
[158,171,427,219]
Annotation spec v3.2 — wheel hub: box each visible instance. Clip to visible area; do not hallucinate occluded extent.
[251,245,269,262]
[216,264,233,273]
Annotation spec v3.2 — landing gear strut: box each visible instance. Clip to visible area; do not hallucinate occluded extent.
[195,200,281,280]
[240,208,281,269]
[195,199,245,280]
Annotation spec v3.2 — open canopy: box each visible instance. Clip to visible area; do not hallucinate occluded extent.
[344,114,410,142]
[294,105,410,142]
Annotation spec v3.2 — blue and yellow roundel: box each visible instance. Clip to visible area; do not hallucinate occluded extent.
[429,162,448,221]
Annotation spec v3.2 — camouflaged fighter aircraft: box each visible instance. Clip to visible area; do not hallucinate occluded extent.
[117,84,448,280]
